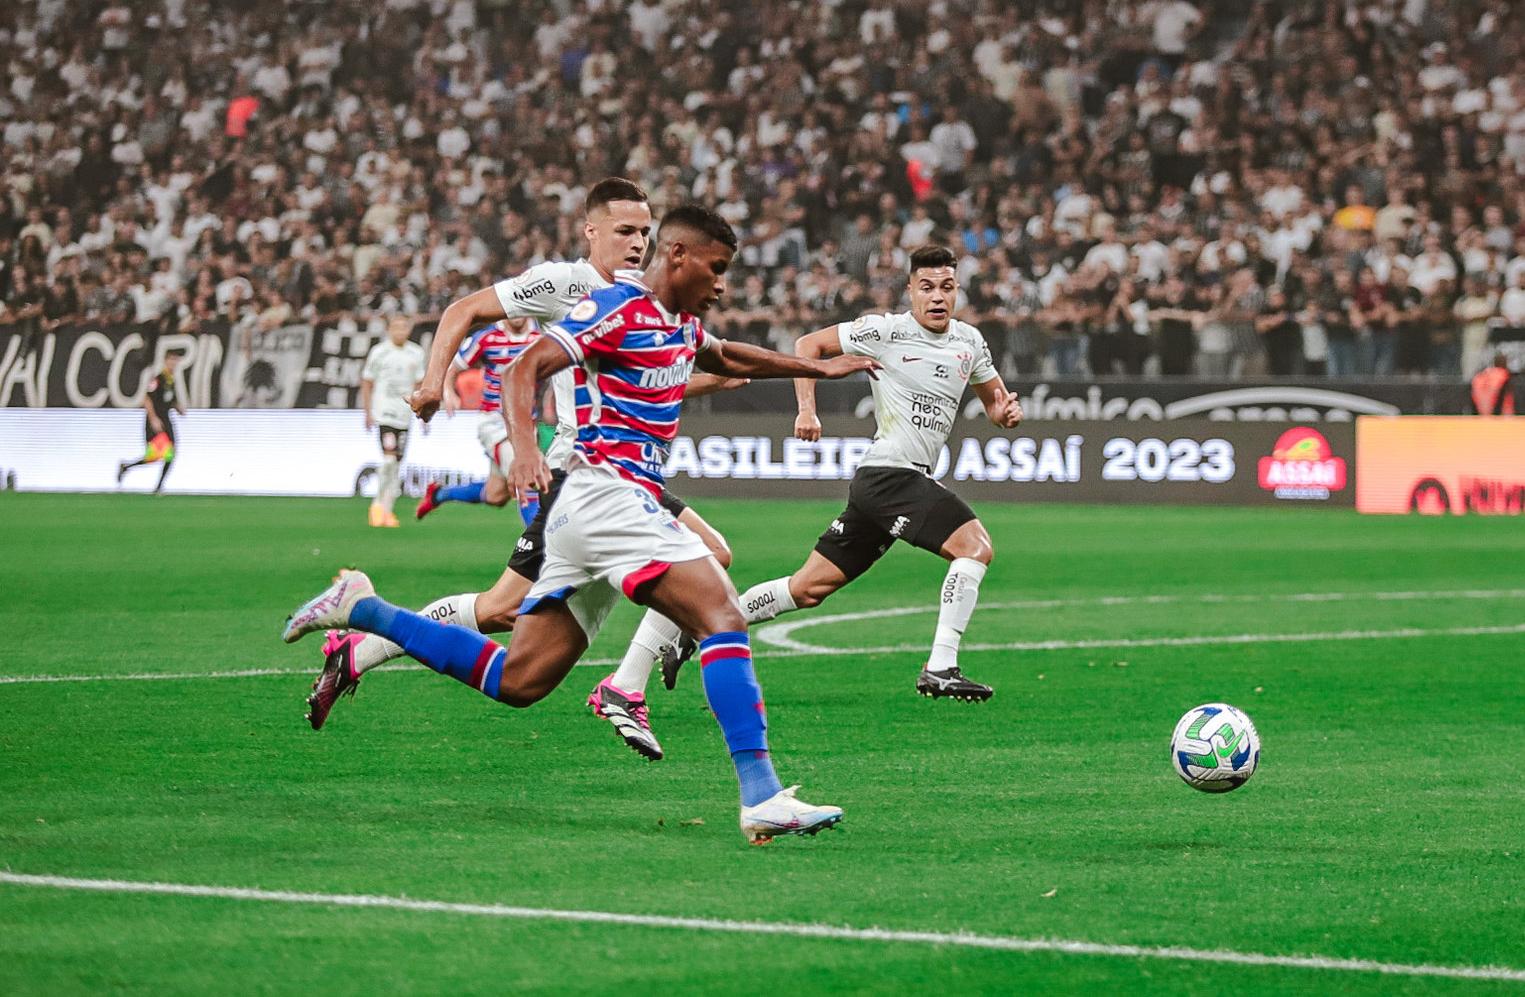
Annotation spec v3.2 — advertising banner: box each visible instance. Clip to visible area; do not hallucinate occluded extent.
[706,377,1469,420]
[0,408,489,497]
[660,414,1356,507]
[1,409,1357,507]
[1356,417,1525,515]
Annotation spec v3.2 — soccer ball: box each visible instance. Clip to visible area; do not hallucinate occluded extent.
[1170,703,1260,793]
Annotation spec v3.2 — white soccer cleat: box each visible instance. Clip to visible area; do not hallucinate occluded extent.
[739,785,843,844]
[282,569,376,644]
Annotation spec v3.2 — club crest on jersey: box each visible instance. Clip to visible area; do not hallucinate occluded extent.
[957,351,973,379]
[568,299,599,323]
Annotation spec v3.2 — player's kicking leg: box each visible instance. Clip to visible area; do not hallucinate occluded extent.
[590,492,726,741]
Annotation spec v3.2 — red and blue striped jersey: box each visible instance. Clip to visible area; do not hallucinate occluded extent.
[454,321,539,413]
[543,275,712,496]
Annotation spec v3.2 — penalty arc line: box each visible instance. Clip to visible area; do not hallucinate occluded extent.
[4,626,1525,687]
[2,588,1522,687]
[1,872,1523,983]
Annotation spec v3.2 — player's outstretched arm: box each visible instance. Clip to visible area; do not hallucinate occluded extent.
[697,336,877,382]
[501,338,572,503]
[972,376,1023,429]
[684,372,750,398]
[789,326,847,441]
[411,286,507,421]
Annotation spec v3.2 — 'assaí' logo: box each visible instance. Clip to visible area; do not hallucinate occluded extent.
[1257,428,1347,501]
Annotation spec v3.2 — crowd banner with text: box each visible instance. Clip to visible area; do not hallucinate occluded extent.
[1356,416,1525,516]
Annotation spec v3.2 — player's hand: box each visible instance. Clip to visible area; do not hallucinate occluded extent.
[819,355,881,380]
[363,412,374,430]
[795,412,822,442]
[408,385,442,423]
[713,376,750,392]
[993,394,1024,429]
[508,450,552,506]
[443,393,459,417]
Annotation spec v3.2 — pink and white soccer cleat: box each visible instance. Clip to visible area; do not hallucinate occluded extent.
[281,569,375,644]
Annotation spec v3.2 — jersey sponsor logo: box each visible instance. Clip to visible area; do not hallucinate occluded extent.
[829,518,845,534]
[900,355,921,363]
[567,299,600,322]
[889,515,910,537]
[890,330,914,342]
[848,317,881,343]
[745,590,777,616]
[513,279,557,302]
[567,282,593,297]
[637,358,695,389]
[514,536,534,552]
[578,312,626,344]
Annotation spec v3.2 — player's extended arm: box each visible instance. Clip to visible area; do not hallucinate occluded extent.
[972,376,1023,429]
[411,286,506,421]
[501,338,573,503]
[696,337,877,438]
[684,372,750,398]
[788,326,847,442]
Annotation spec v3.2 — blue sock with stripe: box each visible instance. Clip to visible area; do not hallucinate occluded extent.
[349,596,506,701]
[699,631,782,806]
[518,492,539,527]
[437,481,486,504]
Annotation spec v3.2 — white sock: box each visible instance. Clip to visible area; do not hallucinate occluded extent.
[740,577,797,624]
[378,456,400,512]
[352,592,479,674]
[928,558,987,673]
[609,610,683,694]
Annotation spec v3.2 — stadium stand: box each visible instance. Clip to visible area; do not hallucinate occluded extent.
[1,0,1523,381]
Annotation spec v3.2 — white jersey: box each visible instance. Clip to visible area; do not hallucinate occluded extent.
[362,339,427,429]
[837,311,998,473]
[492,258,626,468]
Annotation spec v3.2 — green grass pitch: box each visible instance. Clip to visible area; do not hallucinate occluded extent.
[2,492,1524,994]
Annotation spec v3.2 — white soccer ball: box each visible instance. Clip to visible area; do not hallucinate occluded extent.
[1170,703,1260,793]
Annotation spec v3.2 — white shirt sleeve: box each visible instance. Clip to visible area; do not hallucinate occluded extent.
[963,323,1000,384]
[361,344,383,382]
[492,261,571,321]
[837,313,891,358]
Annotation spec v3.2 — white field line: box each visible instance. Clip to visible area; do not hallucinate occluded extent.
[3,588,1522,687]
[1,872,1521,983]
[753,587,1525,652]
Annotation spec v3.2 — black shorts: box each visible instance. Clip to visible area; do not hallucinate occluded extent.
[378,425,409,456]
[507,474,689,580]
[657,488,687,517]
[813,466,977,581]
[507,469,569,579]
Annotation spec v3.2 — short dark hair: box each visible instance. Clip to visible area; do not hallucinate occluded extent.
[658,203,738,250]
[584,177,648,215]
[909,245,957,274]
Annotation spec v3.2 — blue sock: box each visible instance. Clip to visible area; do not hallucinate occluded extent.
[518,493,540,527]
[349,596,505,700]
[438,481,486,504]
[699,631,782,806]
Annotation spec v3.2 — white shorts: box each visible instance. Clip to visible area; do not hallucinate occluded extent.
[476,414,512,477]
[521,462,714,641]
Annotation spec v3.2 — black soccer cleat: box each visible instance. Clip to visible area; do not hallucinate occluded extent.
[660,633,699,691]
[306,630,364,730]
[915,666,993,702]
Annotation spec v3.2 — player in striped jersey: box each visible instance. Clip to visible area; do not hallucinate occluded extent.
[283,205,879,841]
[303,179,742,761]
[413,316,545,525]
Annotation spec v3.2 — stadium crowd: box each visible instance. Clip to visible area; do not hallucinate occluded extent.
[2,0,1524,382]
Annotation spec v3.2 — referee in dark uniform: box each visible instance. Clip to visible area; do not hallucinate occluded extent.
[117,350,187,492]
